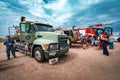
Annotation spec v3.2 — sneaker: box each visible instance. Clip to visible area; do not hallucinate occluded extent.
[106,54,109,56]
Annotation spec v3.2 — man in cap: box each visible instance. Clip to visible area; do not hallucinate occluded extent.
[4,35,16,60]
[21,16,26,22]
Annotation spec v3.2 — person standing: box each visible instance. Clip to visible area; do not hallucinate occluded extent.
[102,34,109,56]
[4,36,16,60]
[109,33,114,49]
[87,36,92,47]
[98,38,102,49]
[81,36,87,49]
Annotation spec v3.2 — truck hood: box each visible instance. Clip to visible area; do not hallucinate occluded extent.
[35,31,66,42]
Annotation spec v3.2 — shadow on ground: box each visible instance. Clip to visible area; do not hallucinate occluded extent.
[0,63,24,72]
[57,51,78,65]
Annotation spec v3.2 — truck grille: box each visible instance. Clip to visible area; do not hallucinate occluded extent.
[58,35,68,48]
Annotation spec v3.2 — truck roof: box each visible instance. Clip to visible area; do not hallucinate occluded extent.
[62,28,79,31]
[21,21,53,27]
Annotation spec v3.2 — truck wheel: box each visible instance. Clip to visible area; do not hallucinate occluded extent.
[69,39,72,47]
[33,47,45,62]
[118,38,120,42]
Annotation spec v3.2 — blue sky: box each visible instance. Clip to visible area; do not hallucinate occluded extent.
[0,0,120,35]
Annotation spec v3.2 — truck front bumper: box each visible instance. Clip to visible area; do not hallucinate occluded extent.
[44,46,69,59]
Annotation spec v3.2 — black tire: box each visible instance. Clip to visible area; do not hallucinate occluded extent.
[118,38,120,42]
[33,47,45,62]
[69,39,72,47]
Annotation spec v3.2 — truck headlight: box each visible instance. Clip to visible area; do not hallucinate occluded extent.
[49,43,58,50]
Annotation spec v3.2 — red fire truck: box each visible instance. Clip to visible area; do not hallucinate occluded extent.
[76,24,113,38]
[63,24,113,46]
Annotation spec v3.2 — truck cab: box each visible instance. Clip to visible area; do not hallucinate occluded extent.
[12,21,69,62]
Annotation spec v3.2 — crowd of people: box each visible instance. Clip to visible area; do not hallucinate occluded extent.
[80,32,114,56]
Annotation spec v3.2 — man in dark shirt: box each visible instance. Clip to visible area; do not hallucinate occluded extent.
[4,36,16,60]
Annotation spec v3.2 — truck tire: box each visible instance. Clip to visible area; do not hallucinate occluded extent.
[33,47,45,62]
[69,39,72,47]
[118,38,120,42]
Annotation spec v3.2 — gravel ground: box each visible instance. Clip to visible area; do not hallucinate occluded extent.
[0,42,120,80]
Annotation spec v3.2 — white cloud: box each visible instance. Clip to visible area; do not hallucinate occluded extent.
[18,0,105,28]
[43,0,67,11]
[103,19,119,24]
[18,0,73,27]
[50,13,73,27]
[85,0,104,4]
[0,2,21,35]
[71,0,104,10]
[97,14,109,19]
[76,14,93,22]
[74,13,118,27]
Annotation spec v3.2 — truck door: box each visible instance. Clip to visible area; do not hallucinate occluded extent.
[20,23,35,44]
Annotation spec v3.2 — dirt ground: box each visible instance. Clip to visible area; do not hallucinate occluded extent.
[0,42,120,80]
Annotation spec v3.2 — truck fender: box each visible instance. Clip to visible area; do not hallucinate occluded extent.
[31,44,42,57]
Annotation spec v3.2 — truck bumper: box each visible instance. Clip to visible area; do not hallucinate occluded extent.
[44,46,69,59]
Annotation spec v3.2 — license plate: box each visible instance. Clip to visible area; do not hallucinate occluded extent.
[49,57,58,64]
[77,40,81,43]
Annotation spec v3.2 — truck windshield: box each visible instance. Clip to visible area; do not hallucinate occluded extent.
[93,28,103,35]
[72,30,79,33]
[34,24,55,32]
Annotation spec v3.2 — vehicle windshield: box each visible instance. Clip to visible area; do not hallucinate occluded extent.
[64,31,70,35]
[34,24,55,32]
[104,28,112,34]
[72,29,79,33]
[93,28,103,35]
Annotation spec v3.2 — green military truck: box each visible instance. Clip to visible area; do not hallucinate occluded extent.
[9,20,69,63]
